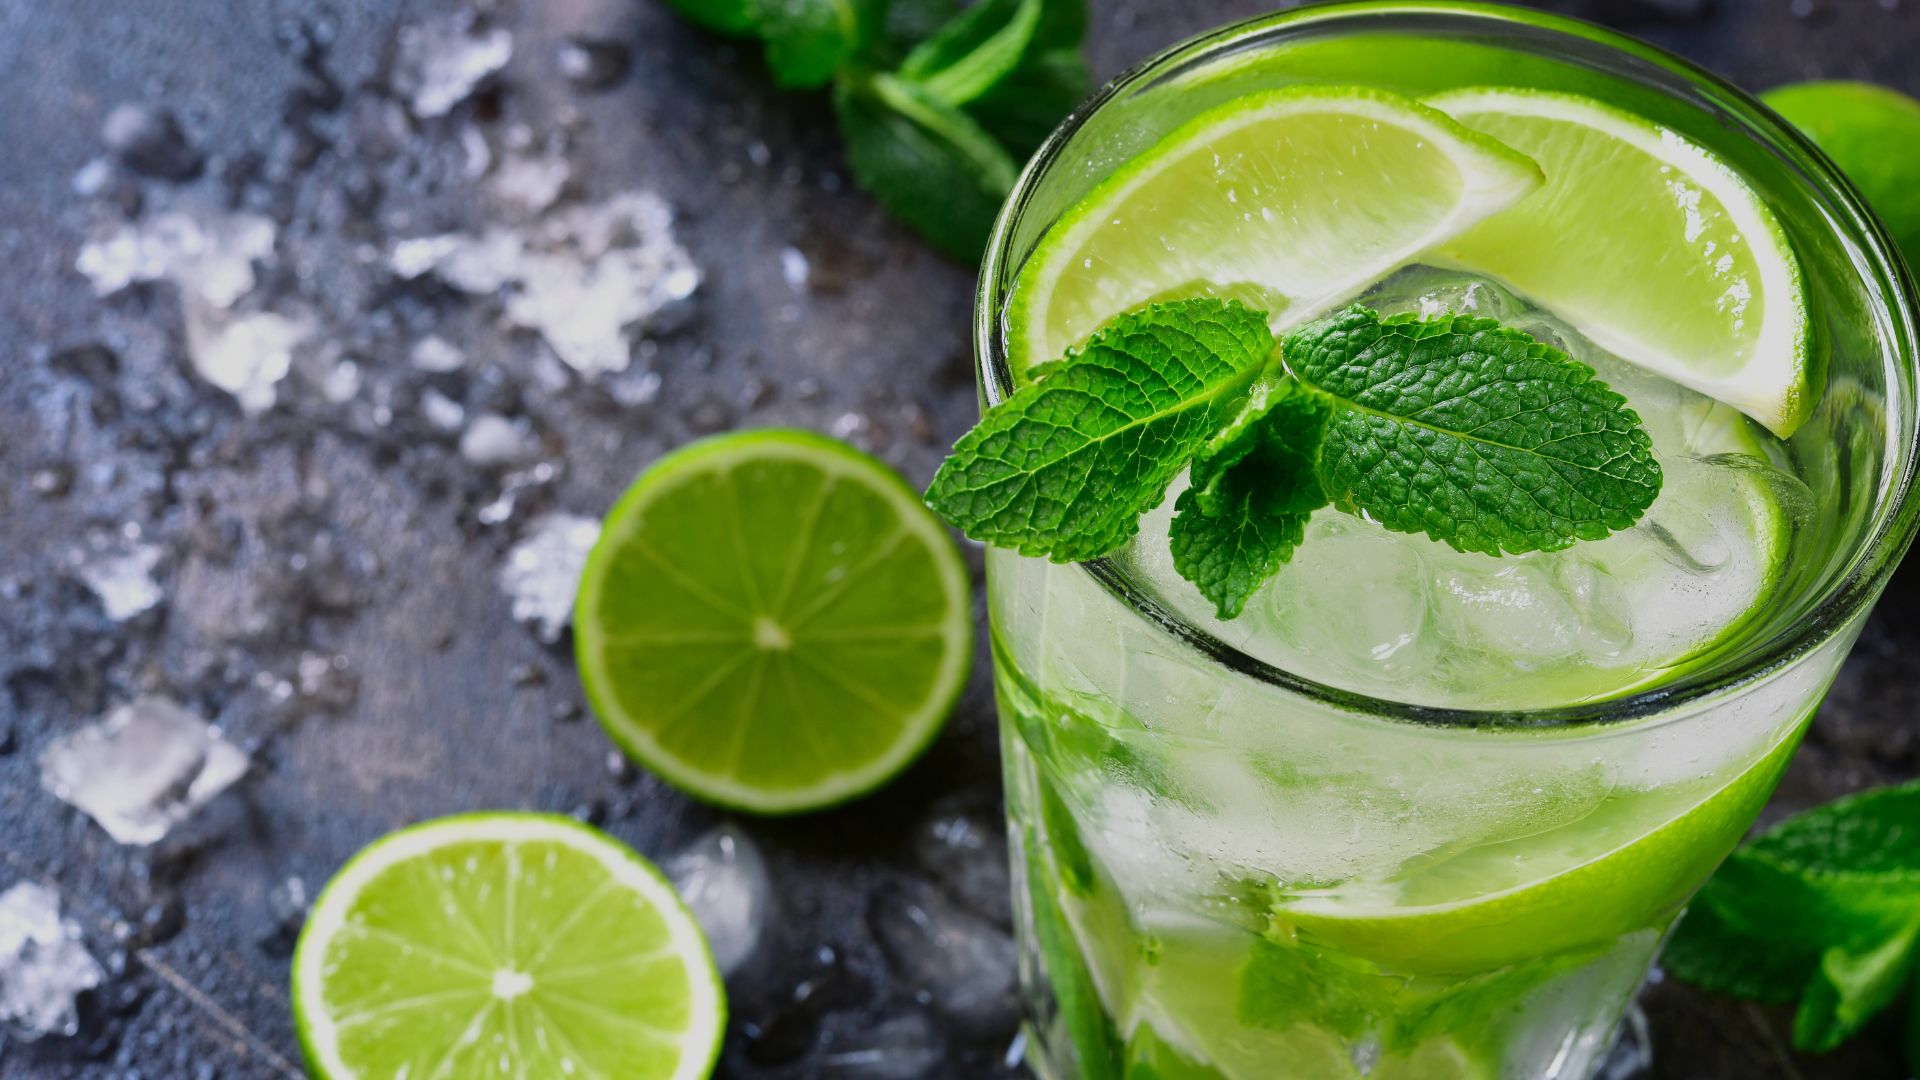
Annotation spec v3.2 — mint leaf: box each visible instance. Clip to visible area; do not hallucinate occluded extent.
[1744,779,1920,878]
[926,299,1273,561]
[754,0,878,88]
[1287,306,1661,557]
[964,46,1089,155]
[1794,914,1920,1052]
[833,73,1016,260]
[899,0,1044,106]
[1169,378,1332,618]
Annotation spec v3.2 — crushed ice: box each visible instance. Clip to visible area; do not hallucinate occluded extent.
[498,512,600,643]
[391,191,700,375]
[0,883,104,1041]
[39,697,251,846]
[73,537,164,621]
[76,204,275,308]
[392,15,513,119]
[668,825,771,978]
[182,300,312,415]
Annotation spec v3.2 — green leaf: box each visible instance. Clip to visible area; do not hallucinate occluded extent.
[1745,779,1920,879]
[754,0,876,88]
[1286,306,1662,557]
[925,298,1273,561]
[833,73,1017,261]
[1169,377,1332,618]
[871,0,961,65]
[964,46,1090,156]
[663,0,761,35]
[1793,913,1920,1053]
[1237,936,1379,1039]
[899,0,1044,107]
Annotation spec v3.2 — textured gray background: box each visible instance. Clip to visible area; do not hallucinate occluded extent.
[1,0,1917,1076]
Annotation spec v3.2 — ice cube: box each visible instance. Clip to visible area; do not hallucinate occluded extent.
[76,205,275,308]
[0,882,105,1040]
[822,1011,945,1078]
[1245,513,1436,690]
[667,825,770,978]
[914,801,1012,926]
[38,697,250,846]
[392,16,512,119]
[780,246,810,291]
[1434,560,1580,668]
[419,388,466,432]
[870,883,1017,1035]
[498,512,600,643]
[181,300,310,415]
[74,539,163,621]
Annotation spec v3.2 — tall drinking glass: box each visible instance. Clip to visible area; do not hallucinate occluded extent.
[977,5,1920,1078]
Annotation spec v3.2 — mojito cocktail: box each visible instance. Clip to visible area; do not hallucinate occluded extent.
[963,6,1920,1079]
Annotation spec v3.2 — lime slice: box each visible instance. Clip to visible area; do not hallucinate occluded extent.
[1269,724,1802,976]
[1426,87,1815,438]
[1006,85,1543,380]
[1762,80,1920,271]
[574,429,972,814]
[293,813,724,1080]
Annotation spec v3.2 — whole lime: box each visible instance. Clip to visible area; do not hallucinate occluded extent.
[1762,80,1920,272]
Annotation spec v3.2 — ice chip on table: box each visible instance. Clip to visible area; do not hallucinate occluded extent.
[181,300,310,415]
[409,334,467,372]
[392,15,512,119]
[39,697,250,846]
[391,192,699,375]
[822,1011,945,1078]
[0,882,104,1040]
[780,246,810,291]
[76,205,275,308]
[419,388,466,431]
[460,413,540,467]
[871,883,1017,1034]
[74,539,163,621]
[498,512,600,643]
[491,148,571,212]
[667,825,770,978]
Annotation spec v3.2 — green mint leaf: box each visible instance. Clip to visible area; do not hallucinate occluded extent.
[925,298,1273,560]
[1169,377,1332,619]
[1792,913,1920,1053]
[755,0,877,88]
[833,73,1017,261]
[964,46,1090,155]
[662,0,761,36]
[871,0,961,65]
[899,0,1044,106]
[1286,306,1661,556]
[1744,778,1920,879]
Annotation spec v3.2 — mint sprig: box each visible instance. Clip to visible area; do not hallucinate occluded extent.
[925,298,1662,618]
[1665,780,1920,1062]
[662,0,1089,260]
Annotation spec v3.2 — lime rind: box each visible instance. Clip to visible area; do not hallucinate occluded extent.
[1006,84,1545,380]
[574,429,973,815]
[293,812,726,1080]
[1425,86,1815,438]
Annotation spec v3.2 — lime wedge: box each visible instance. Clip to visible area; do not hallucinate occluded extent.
[293,813,724,1080]
[574,429,972,814]
[1006,85,1543,380]
[1426,87,1815,438]
[1269,725,1802,976]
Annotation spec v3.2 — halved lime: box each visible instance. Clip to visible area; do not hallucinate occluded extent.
[575,429,972,814]
[1426,87,1816,438]
[293,813,725,1080]
[1006,85,1543,380]
[1762,80,1920,271]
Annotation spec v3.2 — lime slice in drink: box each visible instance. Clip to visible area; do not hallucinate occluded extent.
[292,813,724,1080]
[575,429,972,814]
[1006,85,1543,380]
[1426,87,1816,438]
[1269,726,1802,976]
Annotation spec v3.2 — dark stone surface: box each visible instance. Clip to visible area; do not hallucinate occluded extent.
[0,1,1915,1077]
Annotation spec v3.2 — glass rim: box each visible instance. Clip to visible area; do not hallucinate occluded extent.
[973,0,1920,731]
